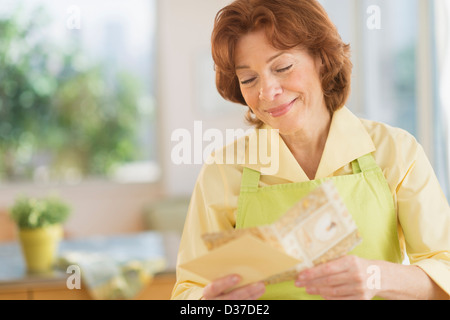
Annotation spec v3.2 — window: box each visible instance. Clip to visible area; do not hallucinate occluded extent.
[320,0,418,133]
[433,0,450,199]
[0,0,159,184]
[320,0,449,200]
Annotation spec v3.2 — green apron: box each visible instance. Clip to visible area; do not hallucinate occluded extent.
[236,153,403,300]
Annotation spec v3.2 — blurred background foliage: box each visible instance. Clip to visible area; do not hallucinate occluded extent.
[0,5,142,183]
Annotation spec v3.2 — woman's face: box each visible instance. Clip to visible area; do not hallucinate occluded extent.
[235,29,329,136]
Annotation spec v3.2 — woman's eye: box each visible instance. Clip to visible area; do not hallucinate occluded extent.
[276,65,293,73]
[241,78,256,85]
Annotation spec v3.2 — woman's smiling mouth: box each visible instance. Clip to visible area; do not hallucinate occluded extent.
[266,98,297,118]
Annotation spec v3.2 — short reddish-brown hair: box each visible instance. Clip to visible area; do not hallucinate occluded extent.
[211,0,353,127]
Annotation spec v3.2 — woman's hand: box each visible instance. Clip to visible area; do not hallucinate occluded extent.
[202,275,266,300]
[295,255,380,300]
[295,255,449,300]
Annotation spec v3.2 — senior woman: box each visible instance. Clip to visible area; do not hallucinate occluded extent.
[171,0,450,300]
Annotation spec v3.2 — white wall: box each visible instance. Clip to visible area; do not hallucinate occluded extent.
[157,0,249,197]
[0,182,163,238]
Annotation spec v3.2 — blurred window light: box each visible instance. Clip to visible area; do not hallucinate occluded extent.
[319,0,418,134]
[320,0,449,200]
[359,0,418,137]
[0,0,159,184]
[434,0,450,199]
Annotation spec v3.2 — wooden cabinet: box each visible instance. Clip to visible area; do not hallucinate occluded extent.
[0,289,29,300]
[0,272,176,300]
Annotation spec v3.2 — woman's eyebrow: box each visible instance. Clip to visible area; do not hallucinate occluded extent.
[235,52,288,70]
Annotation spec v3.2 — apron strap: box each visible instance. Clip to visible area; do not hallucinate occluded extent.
[352,153,378,174]
[243,155,377,189]
[240,167,261,193]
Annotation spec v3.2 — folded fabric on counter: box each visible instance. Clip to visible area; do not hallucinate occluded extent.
[56,232,167,300]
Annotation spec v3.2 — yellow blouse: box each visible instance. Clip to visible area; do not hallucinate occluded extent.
[171,106,450,300]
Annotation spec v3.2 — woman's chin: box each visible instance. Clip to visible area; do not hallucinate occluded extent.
[270,118,305,136]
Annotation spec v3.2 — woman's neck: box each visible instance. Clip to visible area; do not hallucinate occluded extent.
[281,111,332,180]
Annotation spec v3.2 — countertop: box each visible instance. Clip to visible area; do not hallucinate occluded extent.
[0,231,179,295]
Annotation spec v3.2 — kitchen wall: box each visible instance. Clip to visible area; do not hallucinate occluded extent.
[157,0,249,197]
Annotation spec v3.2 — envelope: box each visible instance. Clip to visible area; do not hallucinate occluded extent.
[179,234,302,289]
[180,181,362,291]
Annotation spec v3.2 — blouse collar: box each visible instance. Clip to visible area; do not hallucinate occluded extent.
[243,106,376,182]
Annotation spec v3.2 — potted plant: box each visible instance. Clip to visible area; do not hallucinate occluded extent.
[9,195,71,274]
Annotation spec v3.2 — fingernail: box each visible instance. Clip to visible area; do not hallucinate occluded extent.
[231,275,240,284]
[253,282,265,292]
[306,287,318,294]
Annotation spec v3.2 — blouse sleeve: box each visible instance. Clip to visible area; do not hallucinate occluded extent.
[396,140,450,296]
[171,162,237,300]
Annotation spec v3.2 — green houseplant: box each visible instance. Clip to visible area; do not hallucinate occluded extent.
[0,5,142,182]
[9,195,71,273]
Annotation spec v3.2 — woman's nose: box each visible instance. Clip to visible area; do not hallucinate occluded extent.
[259,77,282,102]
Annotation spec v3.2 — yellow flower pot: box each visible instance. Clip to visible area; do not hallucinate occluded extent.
[18,224,63,274]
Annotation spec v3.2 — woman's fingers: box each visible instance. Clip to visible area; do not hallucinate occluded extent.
[295,255,379,300]
[298,270,350,288]
[203,274,241,299]
[222,282,266,300]
[203,274,266,300]
[306,282,371,300]
[295,256,351,287]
